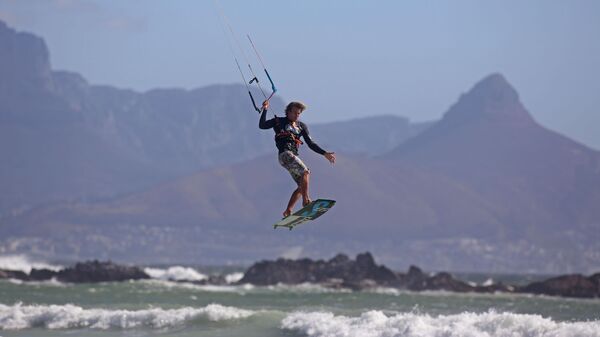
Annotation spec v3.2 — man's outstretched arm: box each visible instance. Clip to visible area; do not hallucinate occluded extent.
[258,100,275,129]
[301,123,336,164]
[300,124,326,155]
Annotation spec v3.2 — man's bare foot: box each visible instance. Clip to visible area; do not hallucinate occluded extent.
[283,209,292,218]
[302,198,312,207]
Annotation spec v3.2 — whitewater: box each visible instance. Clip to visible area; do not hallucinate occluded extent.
[0,257,599,337]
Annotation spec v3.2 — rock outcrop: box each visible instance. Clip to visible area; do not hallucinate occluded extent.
[1,260,149,283]
[0,253,597,298]
[56,260,149,283]
[240,254,513,293]
[518,273,600,298]
[239,252,397,289]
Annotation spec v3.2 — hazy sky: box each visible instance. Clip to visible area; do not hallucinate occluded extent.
[1,0,599,149]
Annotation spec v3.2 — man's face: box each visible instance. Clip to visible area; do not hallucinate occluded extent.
[286,107,302,122]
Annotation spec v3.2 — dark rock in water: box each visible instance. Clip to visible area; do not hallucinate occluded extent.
[400,268,482,292]
[2,253,597,299]
[56,260,149,283]
[403,265,428,290]
[238,252,521,294]
[591,273,600,297]
[239,258,308,285]
[474,282,514,293]
[239,252,397,289]
[590,273,600,292]
[0,269,29,281]
[239,252,491,292]
[518,274,599,298]
[329,253,350,265]
[29,268,58,281]
[342,278,379,291]
[1,262,148,283]
[421,272,473,292]
[348,252,398,285]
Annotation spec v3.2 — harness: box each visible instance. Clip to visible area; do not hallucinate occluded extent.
[274,116,303,149]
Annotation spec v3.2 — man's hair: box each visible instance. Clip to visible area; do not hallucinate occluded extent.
[285,101,307,114]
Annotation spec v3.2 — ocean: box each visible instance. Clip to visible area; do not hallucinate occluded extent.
[1,261,599,337]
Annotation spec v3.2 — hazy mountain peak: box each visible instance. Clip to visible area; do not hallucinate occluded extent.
[0,19,53,91]
[442,73,534,125]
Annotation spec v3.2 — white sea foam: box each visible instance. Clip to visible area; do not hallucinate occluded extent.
[0,303,254,330]
[140,279,255,294]
[225,272,244,284]
[143,278,341,294]
[0,255,63,273]
[196,284,254,293]
[482,278,495,286]
[367,287,402,295]
[266,283,351,293]
[7,278,66,287]
[144,266,207,282]
[281,310,600,337]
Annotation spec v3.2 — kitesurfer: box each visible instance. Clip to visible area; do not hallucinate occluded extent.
[259,100,336,217]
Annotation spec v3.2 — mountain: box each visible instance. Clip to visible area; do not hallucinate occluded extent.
[384,74,600,237]
[0,21,157,214]
[0,151,509,266]
[0,20,429,215]
[311,116,434,156]
[3,74,599,272]
[2,21,598,272]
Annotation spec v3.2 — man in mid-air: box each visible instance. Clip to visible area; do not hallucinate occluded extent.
[259,100,336,217]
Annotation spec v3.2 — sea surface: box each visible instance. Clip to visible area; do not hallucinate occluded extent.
[0,259,599,337]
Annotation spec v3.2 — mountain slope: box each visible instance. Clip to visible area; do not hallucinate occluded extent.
[0,20,429,214]
[384,74,600,236]
[2,20,599,272]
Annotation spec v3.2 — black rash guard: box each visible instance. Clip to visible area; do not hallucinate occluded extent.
[259,108,327,156]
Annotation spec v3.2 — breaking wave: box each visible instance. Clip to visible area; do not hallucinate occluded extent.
[281,310,600,337]
[144,266,244,284]
[266,283,351,293]
[142,279,255,293]
[0,303,254,330]
[143,266,207,281]
[225,272,244,284]
[0,255,63,273]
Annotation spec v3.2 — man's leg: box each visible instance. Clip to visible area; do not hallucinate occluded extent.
[278,151,311,216]
[283,187,303,217]
[300,171,311,206]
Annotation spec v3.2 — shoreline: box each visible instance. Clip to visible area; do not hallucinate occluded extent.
[1,252,598,299]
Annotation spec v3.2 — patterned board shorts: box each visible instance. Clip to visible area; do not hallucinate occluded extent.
[278,151,309,185]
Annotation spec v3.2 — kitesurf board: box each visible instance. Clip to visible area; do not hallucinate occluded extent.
[273,199,336,230]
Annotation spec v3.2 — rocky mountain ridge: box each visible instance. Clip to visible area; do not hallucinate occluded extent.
[0,20,429,214]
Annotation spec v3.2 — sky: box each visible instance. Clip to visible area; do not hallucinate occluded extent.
[1,0,599,149]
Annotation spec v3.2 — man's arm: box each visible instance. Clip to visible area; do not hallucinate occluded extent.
[258,102,275,129]
[300,123,327,155]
